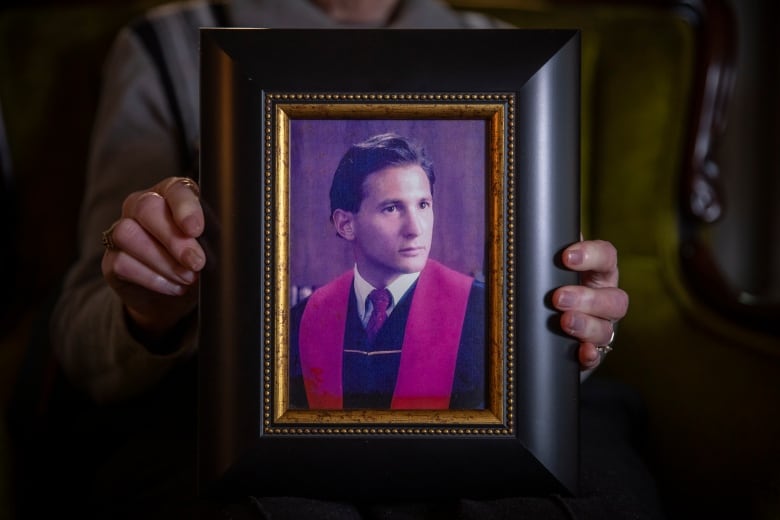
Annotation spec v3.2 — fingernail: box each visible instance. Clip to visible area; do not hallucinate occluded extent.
[568,315,584,335]
[557,290,575,309]
[182,248,205,271]
[177,269,196,284]
[158,277,186,296]
[181,215,203,237]
[566,249,583,266]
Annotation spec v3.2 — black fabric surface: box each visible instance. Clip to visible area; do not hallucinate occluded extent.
[8,349,666,520]
[211,376,667,520]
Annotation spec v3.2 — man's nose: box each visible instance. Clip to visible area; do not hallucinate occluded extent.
[402,209,424,236]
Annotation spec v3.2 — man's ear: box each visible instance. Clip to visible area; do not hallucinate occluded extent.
[332,209,355,240]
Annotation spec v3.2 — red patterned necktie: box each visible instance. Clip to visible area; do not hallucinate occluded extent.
[365,288,392,344]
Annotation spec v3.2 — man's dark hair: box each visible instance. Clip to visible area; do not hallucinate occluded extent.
[329,132,435,215]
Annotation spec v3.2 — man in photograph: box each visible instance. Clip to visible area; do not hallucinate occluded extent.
[289,132,485,410]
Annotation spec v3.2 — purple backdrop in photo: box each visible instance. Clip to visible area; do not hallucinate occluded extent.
[289,119,486,295]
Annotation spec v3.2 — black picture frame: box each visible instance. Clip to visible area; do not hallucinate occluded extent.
[198,28,581,502]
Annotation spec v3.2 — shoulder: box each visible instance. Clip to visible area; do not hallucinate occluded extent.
[105,0,217,71]
[453,9,514,29]
[293,271,354,313]
[122,0,221,57]
[126,0,219,46]
[133,0,217,29]
[423,259,476,288]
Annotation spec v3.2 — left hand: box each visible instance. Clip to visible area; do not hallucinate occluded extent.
[552,239,629,371]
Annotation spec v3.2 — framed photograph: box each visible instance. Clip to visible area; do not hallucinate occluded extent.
[198,28,581,502]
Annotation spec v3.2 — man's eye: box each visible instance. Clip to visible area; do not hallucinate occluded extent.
[383,205,397,213]
[420,201,431,209]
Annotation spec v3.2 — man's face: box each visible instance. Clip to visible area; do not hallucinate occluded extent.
[333,164,434,288]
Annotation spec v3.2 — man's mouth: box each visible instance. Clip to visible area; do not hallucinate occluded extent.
[399,246,425,256]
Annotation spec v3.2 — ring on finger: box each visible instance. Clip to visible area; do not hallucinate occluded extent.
[595,328,616,356]
[101,221,120,251]
[162,177,200,199]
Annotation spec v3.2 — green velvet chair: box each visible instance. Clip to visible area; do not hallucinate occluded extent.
[447,1,780,518]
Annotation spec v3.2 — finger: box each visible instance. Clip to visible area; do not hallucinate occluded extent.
[104,217,198,286]
[124,191,206,272]
[562,240,619,286]
[559,310,615,347]
[102,247,189,297]
[552,285,628,322]
[578,343,602,370]
[159,176,204,237]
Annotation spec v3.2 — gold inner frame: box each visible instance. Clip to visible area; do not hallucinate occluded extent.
[264,93,515,435]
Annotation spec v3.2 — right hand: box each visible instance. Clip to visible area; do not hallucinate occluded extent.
[101,176,205,340]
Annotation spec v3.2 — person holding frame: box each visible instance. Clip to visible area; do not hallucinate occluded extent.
[53,2,622,408]
[37,0,645,519]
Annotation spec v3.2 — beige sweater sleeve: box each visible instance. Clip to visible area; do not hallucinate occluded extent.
[50,28,197,404]
[48,0,512,405]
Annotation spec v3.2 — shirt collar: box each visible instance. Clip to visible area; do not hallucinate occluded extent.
[353,265,420,322]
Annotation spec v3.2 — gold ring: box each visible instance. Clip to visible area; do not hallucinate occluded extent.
[101,221,119,251]
[162,177,200,199]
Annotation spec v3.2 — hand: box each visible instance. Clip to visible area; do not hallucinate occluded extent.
[552,239,629,371]
[101,176,205,341]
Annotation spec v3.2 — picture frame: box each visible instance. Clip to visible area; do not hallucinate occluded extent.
[198,28,581,502]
